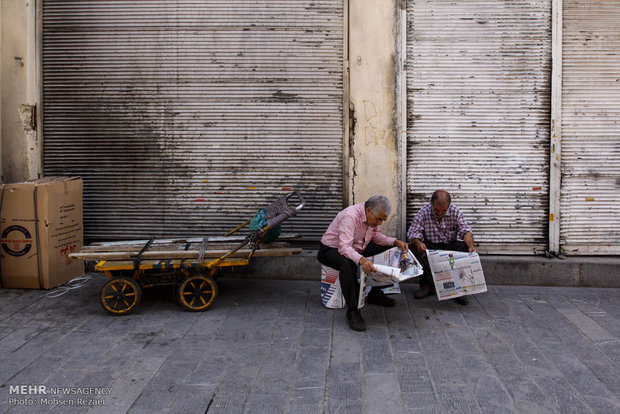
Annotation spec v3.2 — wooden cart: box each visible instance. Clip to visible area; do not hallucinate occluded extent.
[70,191,304,315]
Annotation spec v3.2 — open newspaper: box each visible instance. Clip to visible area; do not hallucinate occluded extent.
[358,247,423,308]
[426,249,486,301]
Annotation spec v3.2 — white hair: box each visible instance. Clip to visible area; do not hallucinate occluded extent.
[365,195,391,215]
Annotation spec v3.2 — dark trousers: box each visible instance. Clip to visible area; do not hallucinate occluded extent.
[412,240,469,289]
[317,242,392,311]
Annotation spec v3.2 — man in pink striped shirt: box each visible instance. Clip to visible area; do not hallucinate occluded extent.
[318,195,409,331]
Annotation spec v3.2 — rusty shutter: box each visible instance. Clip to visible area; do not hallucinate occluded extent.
[42,0,344,241]
[560,0,620,255]
[405,0,552,253]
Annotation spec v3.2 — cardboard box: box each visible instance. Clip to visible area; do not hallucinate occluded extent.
[1,177,83,289]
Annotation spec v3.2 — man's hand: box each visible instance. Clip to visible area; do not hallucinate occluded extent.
[412,238,426,254]
[393,240,409,252]
[464,232,477,253]
[359,257,375,273]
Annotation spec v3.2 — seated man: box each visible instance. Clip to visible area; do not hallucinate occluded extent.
[318,195,408,331]
[407,190,476,306]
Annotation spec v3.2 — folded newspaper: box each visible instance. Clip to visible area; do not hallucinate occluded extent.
[358,247,424,308]
[426,249,486,301]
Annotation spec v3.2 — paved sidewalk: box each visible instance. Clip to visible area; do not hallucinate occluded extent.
[0,276,618,413]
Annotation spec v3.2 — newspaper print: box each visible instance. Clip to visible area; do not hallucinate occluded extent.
[358,247,424,308]
[426,249,487,301]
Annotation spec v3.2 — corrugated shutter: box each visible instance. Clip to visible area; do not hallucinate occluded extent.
[42,0,344,241]
[406,0,552,254]
[560,0,620,255]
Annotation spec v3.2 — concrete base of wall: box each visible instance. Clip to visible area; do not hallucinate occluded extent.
[220,250,620,288]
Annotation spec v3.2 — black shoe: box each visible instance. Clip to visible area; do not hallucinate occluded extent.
[366,289,397,307]
[454,296,469,306]
[346,310,366,331]
[414,284,433,299]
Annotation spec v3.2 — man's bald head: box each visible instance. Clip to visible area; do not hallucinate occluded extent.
[431,190,451,205]
[430,190,451,220]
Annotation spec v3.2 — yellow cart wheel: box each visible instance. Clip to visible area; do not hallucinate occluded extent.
[177,275,217,312]
[100,277,142,315]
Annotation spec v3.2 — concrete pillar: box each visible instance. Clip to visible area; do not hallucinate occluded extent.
[348,0,402,238]
[1,0,40,183]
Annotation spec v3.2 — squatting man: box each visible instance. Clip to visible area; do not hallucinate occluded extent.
[407,189,476,306]
[317,195,409,331]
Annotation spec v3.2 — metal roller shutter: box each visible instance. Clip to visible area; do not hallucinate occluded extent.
[42,0,344,241]
[560,0,620,255]
[406,0,552,254]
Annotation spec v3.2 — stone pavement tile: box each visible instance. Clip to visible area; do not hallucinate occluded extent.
[470,374,518,414]
[384,301,418,343]
[286,403,322,414]
[88,356,165,414]
[498,378,555,414]
[392,353,434,393]
[437,390,481,413]
[188,354,227,386]
[164,333,212,363]
[166,383,216,414]
[245,393,288,414]
[140,318,200,360]
[127,358,196,412]
[401,392,441,413]
[361,326,394,374]
[330,324,359,362]
[517,294,620,398]
[300,326,331,348]
[270,318,304,351]
[4,400,52,414]
[479,293,578,407]
[0,313,94,384]
[361,304,386,328]
[545,293,617,344]
[329,362,361,383]
[259,348,297,373]
[0,289,47,320]
[57,318,144,372]
[288,386,323,407]
[227,344,268,379]
[326,398,363,414]
[6,314,123,387]
[363,372,403,414]
[0,320,53,361]
[294,348,329,390]
[495,288,605,413]
[304,303,332,329]
[201,378,249,414]
[435,306,518,412]
[253,370,294,395]
[326,378,362,402]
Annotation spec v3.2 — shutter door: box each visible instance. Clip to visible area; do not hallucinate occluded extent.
[42,1,344,241]
[560,0,620,255]
[406,0,552,254]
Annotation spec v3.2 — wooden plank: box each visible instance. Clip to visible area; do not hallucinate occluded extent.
[80,241,291,253]
[70,247,302,261]
[87,233,302,247]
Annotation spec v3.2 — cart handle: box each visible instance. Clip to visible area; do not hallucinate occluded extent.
[286,190,305,212]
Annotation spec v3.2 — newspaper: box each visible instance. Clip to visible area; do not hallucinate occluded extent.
[358,247,423,308]
[426,249,486,301]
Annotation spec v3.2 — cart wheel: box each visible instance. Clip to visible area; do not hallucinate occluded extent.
[100,277,142,315]
[177,275,217,312]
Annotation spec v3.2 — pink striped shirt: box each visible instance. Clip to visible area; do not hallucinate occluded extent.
[320,202,396,264]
